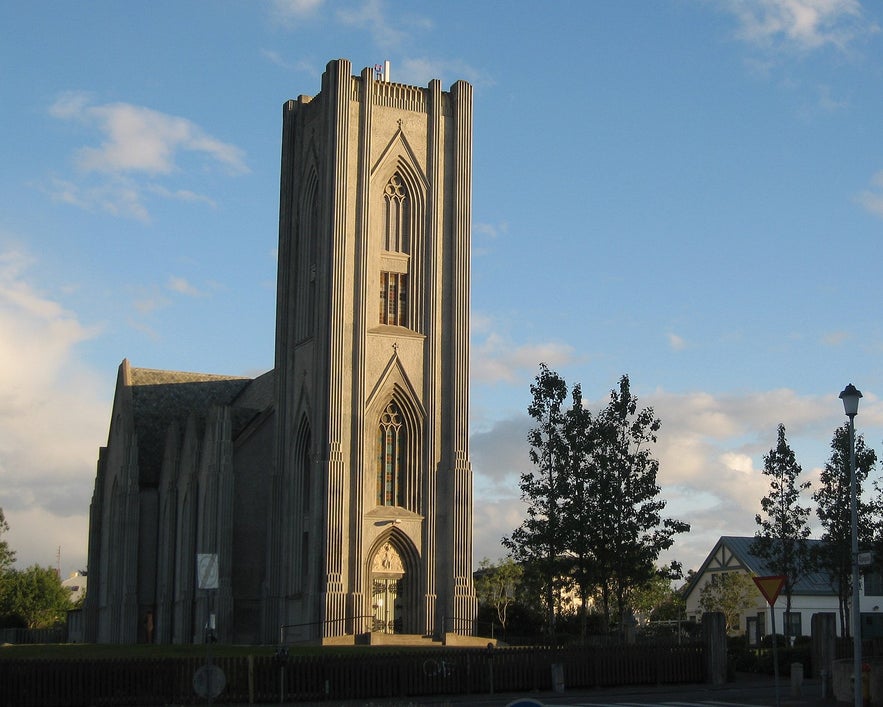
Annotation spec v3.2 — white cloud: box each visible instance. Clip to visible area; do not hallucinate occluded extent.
[269,0,324,26]
[472,330,577,384]
[468,384,867,574]
[857,171,883,218]
[822,330,849,346]
[49,93,248,176]
[47,175,150,222]
[167,276,202,297]
[0,246,108,576]
[337,0,406,50]
[667,332,687,351]
[396,57,494,90]
[721,0,873,52]
[47,92,247,220]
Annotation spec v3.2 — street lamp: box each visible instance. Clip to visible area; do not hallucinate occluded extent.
[840,383,862,707]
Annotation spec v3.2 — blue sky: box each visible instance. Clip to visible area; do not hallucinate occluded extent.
[2,0,883,581]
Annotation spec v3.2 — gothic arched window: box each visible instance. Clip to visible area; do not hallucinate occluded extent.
[379,173,410,328]
[377,402,407,507]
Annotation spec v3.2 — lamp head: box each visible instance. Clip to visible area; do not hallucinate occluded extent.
[840,383,863,417]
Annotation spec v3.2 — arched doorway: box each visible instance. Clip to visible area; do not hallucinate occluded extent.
[370,541,405,634]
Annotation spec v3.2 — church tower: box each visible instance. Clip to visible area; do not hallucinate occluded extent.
[266,59,476,642]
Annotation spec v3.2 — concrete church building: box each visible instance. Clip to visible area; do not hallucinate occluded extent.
[83,59,478,645]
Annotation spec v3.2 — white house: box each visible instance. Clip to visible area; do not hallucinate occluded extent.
[683,536,883,641]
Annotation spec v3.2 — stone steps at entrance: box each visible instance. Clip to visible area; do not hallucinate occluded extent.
[367,633,439,646]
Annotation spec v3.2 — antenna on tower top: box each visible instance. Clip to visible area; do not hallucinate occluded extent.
[373,61,391,82]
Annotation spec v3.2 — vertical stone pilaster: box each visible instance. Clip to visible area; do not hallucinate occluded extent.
[448,79,477,633]
[348,65,373,618]
[422,78,444,636]
[216,408,235,643]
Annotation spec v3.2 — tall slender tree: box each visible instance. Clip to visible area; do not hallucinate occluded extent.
[559,382,596,638]
[584,375,690,630]
[813,424,877,637]
[751,423,811,640]
[503,363,569,638]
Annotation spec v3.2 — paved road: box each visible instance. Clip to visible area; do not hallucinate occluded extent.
[210,675,839,707]
[320,675,838,707]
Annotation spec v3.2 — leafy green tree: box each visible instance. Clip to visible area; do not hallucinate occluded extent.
[559,381,598,638]
[750,423,811,640]
[813,423,877,637]
[698,572,756,633]
[626,568,685,624]
[474,557,523,635]
[0,508,15,572]
[0,565,72,629]
[503,363,569,639]
[585,375,690,631]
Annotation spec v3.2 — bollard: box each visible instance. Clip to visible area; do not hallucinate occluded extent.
[820,669,829,699]
[551,663,565,693]
[862,663,870,707]
[791,662,804,697]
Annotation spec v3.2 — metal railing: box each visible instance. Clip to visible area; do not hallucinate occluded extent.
[279,615,376,645]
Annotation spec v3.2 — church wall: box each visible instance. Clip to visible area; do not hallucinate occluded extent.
[231,410,274,644]
[136,487,159,642]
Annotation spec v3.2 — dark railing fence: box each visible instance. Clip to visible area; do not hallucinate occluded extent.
[0,643,705,707]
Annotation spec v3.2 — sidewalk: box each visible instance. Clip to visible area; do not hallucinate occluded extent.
[221,673,841,707]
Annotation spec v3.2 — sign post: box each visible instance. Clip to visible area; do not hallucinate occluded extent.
[196,554,223,704]
[753,575,786,707]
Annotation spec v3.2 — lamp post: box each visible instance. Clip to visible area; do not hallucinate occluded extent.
[840,383,862,707]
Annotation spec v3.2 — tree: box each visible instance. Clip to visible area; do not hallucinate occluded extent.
[503,363,570,639]
[559,381,598,638]
[474,557,523,635]
[584,375,690,631]
[626,568,686,624]
[750,423,811,640]
[813,423,877,637]
[0,508,15,572]
[0,565,72,629]
[698,572,756,633]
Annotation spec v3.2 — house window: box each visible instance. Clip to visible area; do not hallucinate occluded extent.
[746,616,759,646]
[865,571,883,597]
[377,402,406,507]
[380,272,407,327]
[785,611,802,637]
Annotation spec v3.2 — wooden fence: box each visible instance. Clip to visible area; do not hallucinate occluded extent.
[0,643,705,706]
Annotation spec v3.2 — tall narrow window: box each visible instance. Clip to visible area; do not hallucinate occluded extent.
[379,172,411,329]
[383,174,410,253]
[380,272,408,326]
[377,402,406,506]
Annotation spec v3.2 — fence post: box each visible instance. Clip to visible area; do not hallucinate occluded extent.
[702,611,727,685]
[811,612,836,696]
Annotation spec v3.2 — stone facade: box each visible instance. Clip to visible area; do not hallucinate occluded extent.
[83,59,477,644]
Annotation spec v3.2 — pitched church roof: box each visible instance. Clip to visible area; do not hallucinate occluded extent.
[684,535,835,600]
[124,363,266,485]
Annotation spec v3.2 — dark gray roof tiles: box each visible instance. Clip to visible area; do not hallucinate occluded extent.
[686,535,836,599]
[129,367,255,486]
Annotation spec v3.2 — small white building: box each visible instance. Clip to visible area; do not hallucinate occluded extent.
[684,536,847,641]
[61,571,87,604]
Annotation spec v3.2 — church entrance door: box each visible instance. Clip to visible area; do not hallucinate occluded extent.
[371,542,405,634]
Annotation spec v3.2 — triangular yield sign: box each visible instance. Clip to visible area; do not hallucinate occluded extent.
[753,575,786,606]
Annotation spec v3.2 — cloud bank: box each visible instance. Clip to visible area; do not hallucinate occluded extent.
[0,247,108,575]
